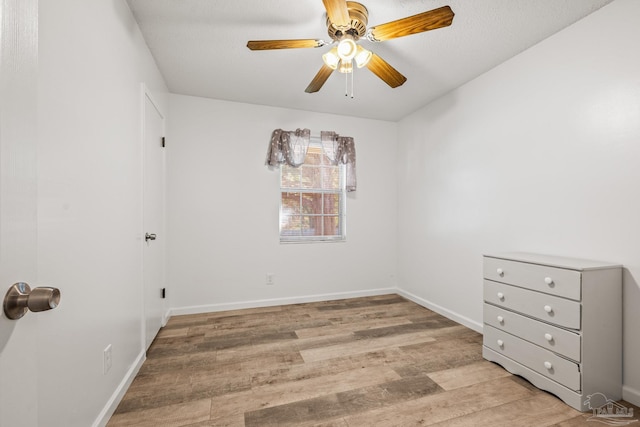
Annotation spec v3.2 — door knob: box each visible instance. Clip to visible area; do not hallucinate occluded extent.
[145,233,157,242]
[3,282,61,320]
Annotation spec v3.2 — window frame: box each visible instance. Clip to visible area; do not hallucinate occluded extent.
[278,142,347,243]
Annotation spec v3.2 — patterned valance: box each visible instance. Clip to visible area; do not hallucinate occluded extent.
[265,128,310,169]
[320,131,356,192]
[265,129,357,192]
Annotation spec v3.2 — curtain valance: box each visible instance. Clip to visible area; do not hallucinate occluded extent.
[265,128,311,169]
[320,131,356,192]
[265,128,357,192]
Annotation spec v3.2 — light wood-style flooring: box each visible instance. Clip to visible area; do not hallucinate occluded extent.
[107,294,638,426]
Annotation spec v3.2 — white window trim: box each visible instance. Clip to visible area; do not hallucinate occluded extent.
[279,142,347,243]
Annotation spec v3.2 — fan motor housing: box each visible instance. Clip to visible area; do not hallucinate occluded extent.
[326,1,369,41]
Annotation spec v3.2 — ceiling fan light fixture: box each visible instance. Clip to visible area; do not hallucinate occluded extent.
[336,37,357,61]
[246,2,454,94]
[354,45,372,68]
[338,59,353,74]
[322,47,340,70]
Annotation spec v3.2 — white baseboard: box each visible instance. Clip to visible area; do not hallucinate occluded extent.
[162,308,171,326]
[623,384,640,407]
[169,287,397,316]
[396,288,483,333]
[92,350,146,427]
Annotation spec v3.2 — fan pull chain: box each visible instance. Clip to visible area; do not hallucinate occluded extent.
[345,72,348,97]
[350,70,354,99]
[344,70,355,99]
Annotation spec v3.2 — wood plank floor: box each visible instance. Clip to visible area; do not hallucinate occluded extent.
[107,294,638,426]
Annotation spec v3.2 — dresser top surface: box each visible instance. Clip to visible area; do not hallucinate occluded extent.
[484,252,622,271]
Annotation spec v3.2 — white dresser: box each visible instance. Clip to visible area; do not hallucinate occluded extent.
[482,252,622,411]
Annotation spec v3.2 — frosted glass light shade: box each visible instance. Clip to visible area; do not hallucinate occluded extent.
[339,60,353,74]
[337,38,357,61]
[354,45,372,68]
[322,47,340,70]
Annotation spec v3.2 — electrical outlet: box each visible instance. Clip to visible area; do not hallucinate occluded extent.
[103,344,112,375]
[266,274,275,285]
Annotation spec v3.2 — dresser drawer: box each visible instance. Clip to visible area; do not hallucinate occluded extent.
[484,325,581,391]
[484,257,581,301]
[484,280,581,330]
[484,303,581,362]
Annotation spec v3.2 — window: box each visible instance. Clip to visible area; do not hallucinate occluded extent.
[280,143,346,242]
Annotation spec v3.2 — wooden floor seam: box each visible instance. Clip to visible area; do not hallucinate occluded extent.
[107,294,638,426]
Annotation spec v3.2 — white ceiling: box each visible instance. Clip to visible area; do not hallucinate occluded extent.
[127,0,613,121]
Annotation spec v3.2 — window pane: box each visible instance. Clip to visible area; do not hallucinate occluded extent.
[301,193,322,214]
[280,215,301,236]
[323,194,340,214]
[323,216,340,236]
[323,166,340,189]
[304,149,323,165]
[281,192,300,214]
[301,215,323,236]
[281,166,300,189]
[320,151,332,166]
[301,165,322,189]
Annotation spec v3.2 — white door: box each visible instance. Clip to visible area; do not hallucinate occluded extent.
[0,0,40,425]
[143,90,165,350]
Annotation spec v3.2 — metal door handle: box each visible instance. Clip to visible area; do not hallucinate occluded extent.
[3,282,61,320]
[145,233,157,242]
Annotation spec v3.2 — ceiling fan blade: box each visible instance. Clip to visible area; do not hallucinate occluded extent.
[305,64,334,93]
[322,0,351,28]
[365,53,407,88]
[247,39,325,50]
[368,5,454,41]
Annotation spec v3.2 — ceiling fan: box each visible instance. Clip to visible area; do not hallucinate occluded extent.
[247,0,454,94]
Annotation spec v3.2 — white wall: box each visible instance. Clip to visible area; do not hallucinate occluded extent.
[396,0,640,405]
[166,95,398,313]
[37,0,168,425]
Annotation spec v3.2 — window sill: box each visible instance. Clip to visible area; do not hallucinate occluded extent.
[280,238,346,244]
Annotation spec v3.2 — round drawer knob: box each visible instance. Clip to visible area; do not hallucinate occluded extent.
[497,292,505,301]
[544,277,554,286]
[496,268,504,277]
[544,333,553,342]
[497,339,504,348]
[544,305,553,313]
[497,315,504,324]
[544,361,553,370]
